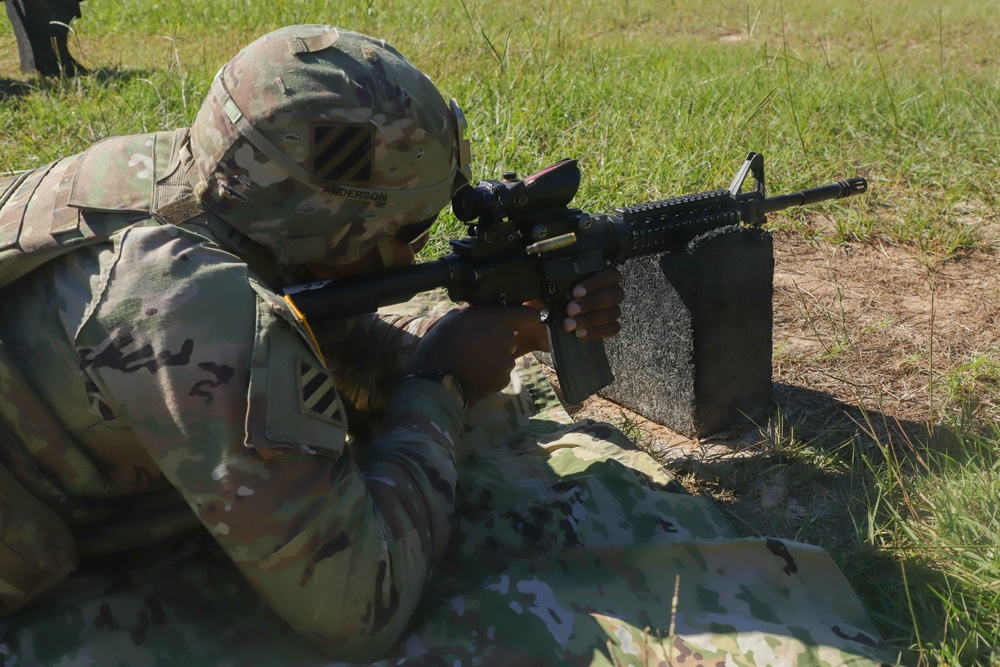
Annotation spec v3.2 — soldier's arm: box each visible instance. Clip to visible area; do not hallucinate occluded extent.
[318,312,437,413]
[73,227,462,661]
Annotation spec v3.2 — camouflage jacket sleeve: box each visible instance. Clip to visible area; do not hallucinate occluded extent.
[71,225,464,661]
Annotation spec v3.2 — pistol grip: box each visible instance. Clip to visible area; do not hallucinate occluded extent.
[546,323,615,404]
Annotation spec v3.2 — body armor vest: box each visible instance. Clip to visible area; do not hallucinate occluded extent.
[0,129,206,616]
[0,128,201,289]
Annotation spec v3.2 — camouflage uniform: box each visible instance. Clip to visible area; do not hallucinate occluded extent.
[0,25,895,667]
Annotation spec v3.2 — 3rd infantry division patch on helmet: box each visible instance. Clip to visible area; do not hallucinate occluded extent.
[188,25,472,268]
[311,122,376,188]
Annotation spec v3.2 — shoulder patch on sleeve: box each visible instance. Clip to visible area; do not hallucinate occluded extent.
[298,358,346,425]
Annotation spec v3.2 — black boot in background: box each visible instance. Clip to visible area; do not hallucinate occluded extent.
[3,0,86,77]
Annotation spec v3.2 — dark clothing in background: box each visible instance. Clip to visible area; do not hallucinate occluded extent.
[3,0,85,76]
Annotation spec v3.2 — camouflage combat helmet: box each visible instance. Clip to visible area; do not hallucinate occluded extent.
[188,25,472,267]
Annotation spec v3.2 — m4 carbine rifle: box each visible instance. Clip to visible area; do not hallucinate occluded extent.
[286,152,867,404]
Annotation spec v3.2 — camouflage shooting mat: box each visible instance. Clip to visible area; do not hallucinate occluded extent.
[0,324,893,667]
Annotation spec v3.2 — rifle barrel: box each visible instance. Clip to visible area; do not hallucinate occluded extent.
[762,177,867,214]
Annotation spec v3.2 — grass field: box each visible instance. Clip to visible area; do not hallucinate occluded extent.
[2,1,998,664]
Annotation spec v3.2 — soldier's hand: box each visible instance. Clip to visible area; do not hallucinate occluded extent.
[406,305,541,407]
[562,266,624,339]
[514,266,625,354]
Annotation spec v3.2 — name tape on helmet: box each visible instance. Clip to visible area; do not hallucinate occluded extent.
[321,186,388,202]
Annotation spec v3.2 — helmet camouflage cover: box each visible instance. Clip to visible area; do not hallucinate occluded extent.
[189,25,471,267]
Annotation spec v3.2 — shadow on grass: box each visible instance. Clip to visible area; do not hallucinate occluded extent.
[671,382,996,665]
[0,76,32,101]
[772,382,962,453]
[671,384,964,547]
[0,67,149,102]
[839,544,955,665]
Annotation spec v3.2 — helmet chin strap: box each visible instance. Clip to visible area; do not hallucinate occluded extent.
[375,237,396,271]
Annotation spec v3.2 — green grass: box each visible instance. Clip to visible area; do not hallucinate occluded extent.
[3,0,998,251]
[864,428,1000,665]
[2,1,999,663]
